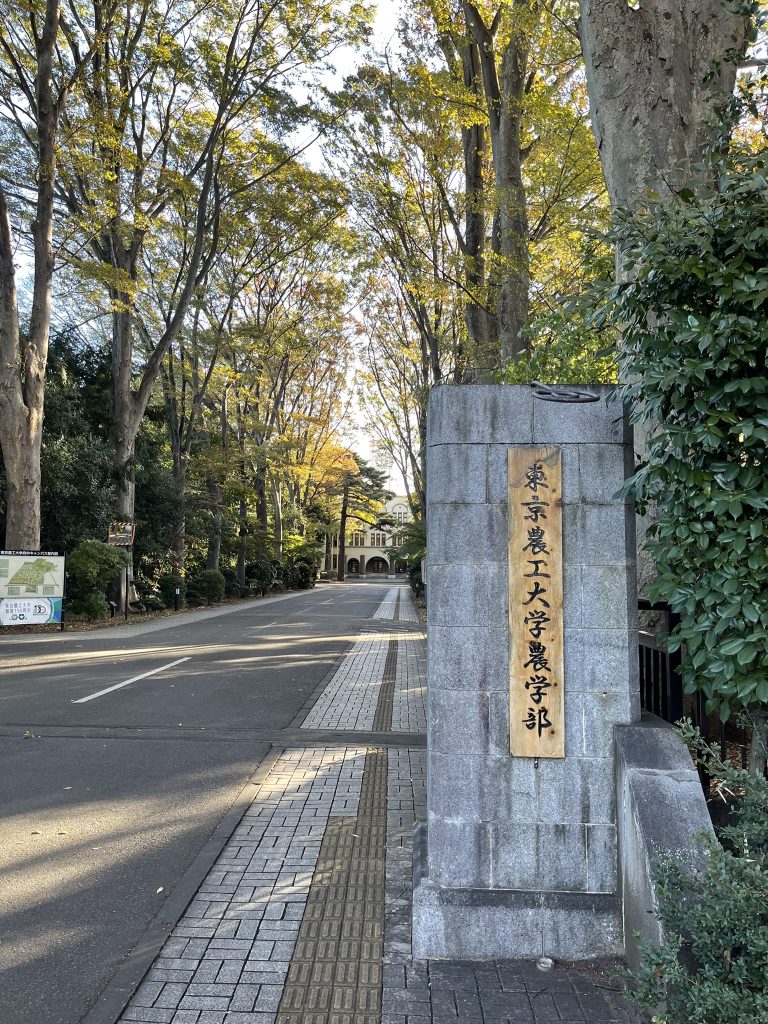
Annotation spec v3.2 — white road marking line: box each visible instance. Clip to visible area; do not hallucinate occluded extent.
[71,657,191,703]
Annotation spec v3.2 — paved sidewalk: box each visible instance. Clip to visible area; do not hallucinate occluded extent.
[117,587,642,1024]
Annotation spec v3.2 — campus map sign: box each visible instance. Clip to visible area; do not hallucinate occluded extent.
[0,551,65,625]
[507,449,564,759]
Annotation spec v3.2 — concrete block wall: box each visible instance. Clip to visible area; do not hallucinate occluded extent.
[416,384,638,958]
[615,715,714,970]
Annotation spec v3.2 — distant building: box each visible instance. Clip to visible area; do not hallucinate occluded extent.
[326,496,411,579]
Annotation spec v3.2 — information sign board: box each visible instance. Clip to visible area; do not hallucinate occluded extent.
[0,597,62,625]
[0,550,66,626]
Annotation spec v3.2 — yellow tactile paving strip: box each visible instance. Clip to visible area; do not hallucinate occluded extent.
[276,749,387,1024]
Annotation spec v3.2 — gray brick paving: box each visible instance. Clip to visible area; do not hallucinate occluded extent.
[392,632,426,733]
[397,589,419,624]
[118,747,367,1024]
[300,632,390,730]
[373,588,400,620]
[301,591,425,734]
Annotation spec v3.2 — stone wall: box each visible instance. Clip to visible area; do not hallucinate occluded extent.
[615,715,714,970]
[413,383,639,959]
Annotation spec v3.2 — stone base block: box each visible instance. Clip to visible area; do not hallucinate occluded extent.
[411,824,623,961]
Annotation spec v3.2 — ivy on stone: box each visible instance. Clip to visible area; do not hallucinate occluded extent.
[606,150,768,771]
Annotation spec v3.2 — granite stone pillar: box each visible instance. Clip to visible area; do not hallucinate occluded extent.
[412,384,638,960]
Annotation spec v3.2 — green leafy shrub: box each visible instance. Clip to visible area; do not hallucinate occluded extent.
[68,540,128,593]
[281,561,298,589]
[607,150,768,769]
[270,558,286,591]
[188,569,225,605]
[185,586,206,607]
[134,576,165,611]
[158,573,186,608]
[67,540,128,616]
[267,556,316,592]
[291,556,316,590]
[220,567,244,598]
[246,558,275,596]
[408,562,423,597]
[627,726,768,1024]
[69,590,110,620]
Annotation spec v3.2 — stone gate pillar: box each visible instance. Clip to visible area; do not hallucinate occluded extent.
[412,384,638,960]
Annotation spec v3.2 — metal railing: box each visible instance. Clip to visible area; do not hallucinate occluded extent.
[638,600,683,723]
[637,600,754,792]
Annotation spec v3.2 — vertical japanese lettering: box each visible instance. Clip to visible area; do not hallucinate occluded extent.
[508,448,564,759]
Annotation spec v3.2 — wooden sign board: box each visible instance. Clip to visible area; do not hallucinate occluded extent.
[108,522,135,546]
[508,447,564,759]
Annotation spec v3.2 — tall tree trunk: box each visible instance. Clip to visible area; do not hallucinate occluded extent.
[0,423,43,549]
[113,427,136,520]
[0,187,43,548]
[104,137,222,529]
[271,479,283,560]
[578,0,752,594]
[337,481,349,583]
[460,24,498,381]
[465,0,536,366]
[495,25,532,363]
[111,424,136,612]
[171,456,187,572]
[0,0,60,550]
[205,473,223,571]
[415,407,427,516]
[324,531,332,573]
[254,464,268,532]
[749,710,768,780]
[579,0,751,211]
[111,304,138,519]
[237,490,248,588]
[205,389,229,572]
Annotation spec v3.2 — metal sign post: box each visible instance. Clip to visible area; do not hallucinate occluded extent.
[108,523,135,621]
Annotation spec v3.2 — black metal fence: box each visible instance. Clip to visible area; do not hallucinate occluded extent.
[638,600,683,723]
[637,600,754,792]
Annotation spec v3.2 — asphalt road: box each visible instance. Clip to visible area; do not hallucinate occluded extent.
[0,582,390,1024]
